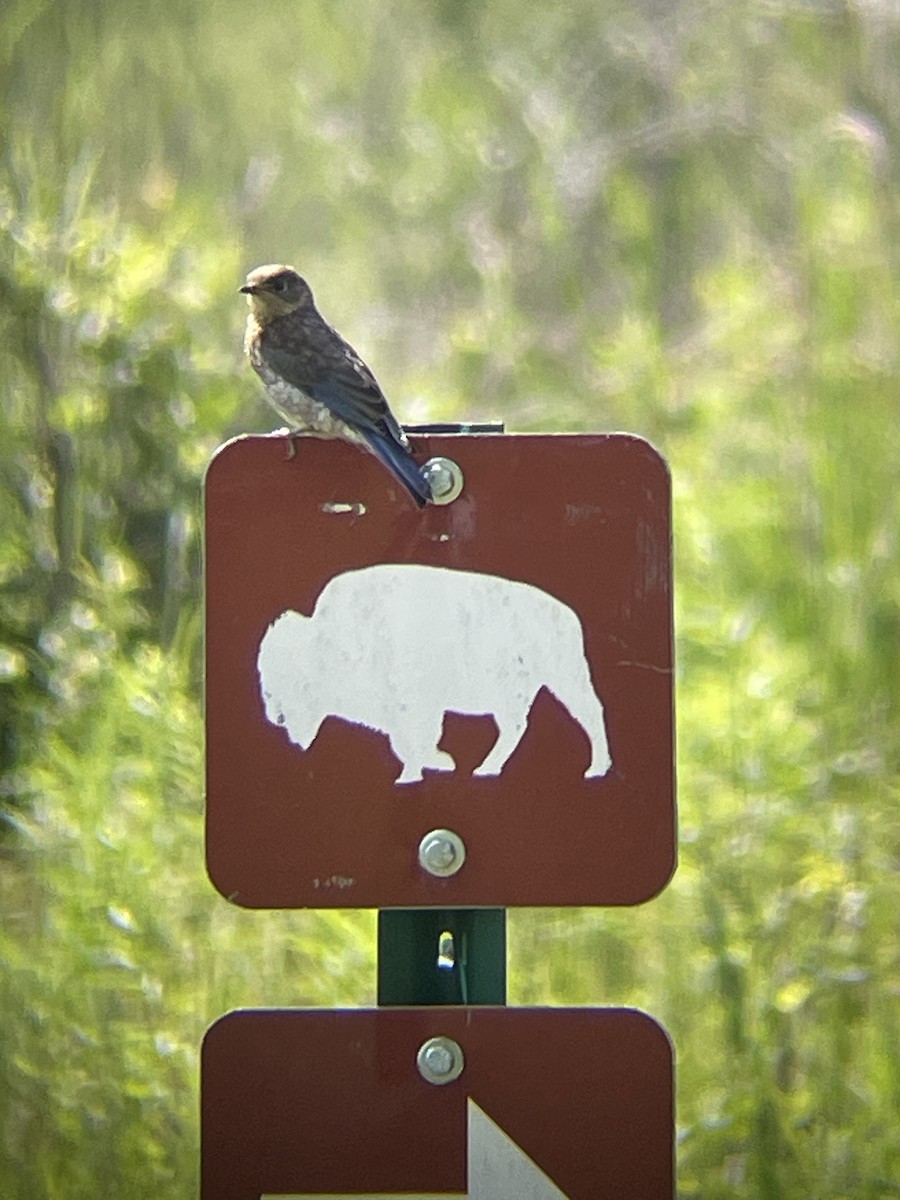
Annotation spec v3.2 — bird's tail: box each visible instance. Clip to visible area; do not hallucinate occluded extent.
[364,432,432,508]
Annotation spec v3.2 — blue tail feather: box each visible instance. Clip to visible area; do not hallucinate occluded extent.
[364,433,432,507]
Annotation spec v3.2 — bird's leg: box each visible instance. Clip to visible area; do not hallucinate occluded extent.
[285,434,298,461]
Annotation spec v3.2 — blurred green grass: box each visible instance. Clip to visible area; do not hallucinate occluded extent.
[1,1,899,1196]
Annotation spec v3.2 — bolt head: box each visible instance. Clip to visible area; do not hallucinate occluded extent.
[416,1036,465,1086]
[417,829,466,878]
[422,457,464,505]
[422,836,456,870]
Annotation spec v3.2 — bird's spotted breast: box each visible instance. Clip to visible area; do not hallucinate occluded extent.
[254,362,363,443]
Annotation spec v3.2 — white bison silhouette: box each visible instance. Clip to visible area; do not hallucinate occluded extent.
[257,564,612,785]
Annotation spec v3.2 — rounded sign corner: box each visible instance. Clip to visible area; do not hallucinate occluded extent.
[629,844,678,907]
[201,1008,246,1055]
[204,433,277,486]
[204,853,258,912]
[615,431,672,480]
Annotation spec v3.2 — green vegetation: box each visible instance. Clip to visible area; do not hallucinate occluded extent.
[2,1,899,1195]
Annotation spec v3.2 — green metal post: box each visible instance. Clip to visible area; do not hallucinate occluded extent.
[377,909,507,1006]
[378,422,507,1009]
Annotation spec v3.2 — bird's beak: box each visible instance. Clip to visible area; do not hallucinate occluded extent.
[239,284,257,294]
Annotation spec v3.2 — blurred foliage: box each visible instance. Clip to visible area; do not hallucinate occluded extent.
[1,0,899,1196]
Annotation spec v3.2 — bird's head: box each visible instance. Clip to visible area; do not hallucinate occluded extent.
[240,265,314,319]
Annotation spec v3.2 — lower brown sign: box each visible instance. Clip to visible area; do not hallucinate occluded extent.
[201,1007,673,1199]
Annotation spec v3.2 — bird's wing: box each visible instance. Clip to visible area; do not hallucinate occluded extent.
[260,341,408,445]
[261,343,430,505]
[311,371,403,441]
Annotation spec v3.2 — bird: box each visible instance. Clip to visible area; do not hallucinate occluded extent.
[240,264,432,507]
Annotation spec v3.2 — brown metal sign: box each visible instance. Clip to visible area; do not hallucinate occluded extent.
[201,1007,674,1200]
[205,433,674,908]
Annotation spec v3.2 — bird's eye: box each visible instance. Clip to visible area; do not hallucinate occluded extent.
[272,279,287,293]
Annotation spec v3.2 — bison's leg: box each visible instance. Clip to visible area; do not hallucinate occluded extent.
[552,666,612,778]
[472,708,529,777]
[389,714,456,785]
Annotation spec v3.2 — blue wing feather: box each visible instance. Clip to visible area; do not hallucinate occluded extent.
[308,376,431,507]
[308,372,386,437]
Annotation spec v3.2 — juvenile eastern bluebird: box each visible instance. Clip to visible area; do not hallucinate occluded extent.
[240,264,432,507]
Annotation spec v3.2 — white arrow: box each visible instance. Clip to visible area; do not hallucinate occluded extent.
[261,1097,569,1200]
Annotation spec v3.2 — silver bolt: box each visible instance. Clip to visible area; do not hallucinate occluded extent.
[423,457,464,505]
[418,829,466,878]
[417,1036,465,1085]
